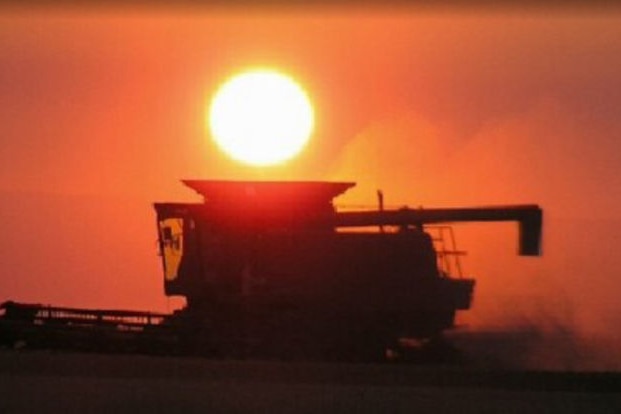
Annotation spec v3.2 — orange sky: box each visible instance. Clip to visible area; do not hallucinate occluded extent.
[1,5,621,367]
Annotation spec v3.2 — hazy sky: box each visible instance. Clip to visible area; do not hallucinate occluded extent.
[1,5,620,367]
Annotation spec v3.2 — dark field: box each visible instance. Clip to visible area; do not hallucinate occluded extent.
[1,350,620,413]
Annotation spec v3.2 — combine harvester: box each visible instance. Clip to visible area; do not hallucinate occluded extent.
[0,180,542,361]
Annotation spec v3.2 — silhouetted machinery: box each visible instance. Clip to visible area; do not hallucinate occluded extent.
[0,179,542,361]
[152,180,542,360]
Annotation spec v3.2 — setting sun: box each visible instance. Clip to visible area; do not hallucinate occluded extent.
[208,69,314,167]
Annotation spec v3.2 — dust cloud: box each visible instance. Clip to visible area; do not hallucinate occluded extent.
[331,98,621,371]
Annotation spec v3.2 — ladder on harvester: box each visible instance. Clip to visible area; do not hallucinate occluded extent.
[427,226,467,278]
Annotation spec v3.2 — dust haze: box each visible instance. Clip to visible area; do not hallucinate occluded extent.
[332,98,621,371]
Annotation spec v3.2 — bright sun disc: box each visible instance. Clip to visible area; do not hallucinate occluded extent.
[208,69,314,166]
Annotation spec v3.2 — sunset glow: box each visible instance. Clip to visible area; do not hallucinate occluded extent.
[208,69,314,167]
[2,8,621,369]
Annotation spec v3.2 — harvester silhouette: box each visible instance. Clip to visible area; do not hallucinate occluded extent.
[1,180,542,361]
